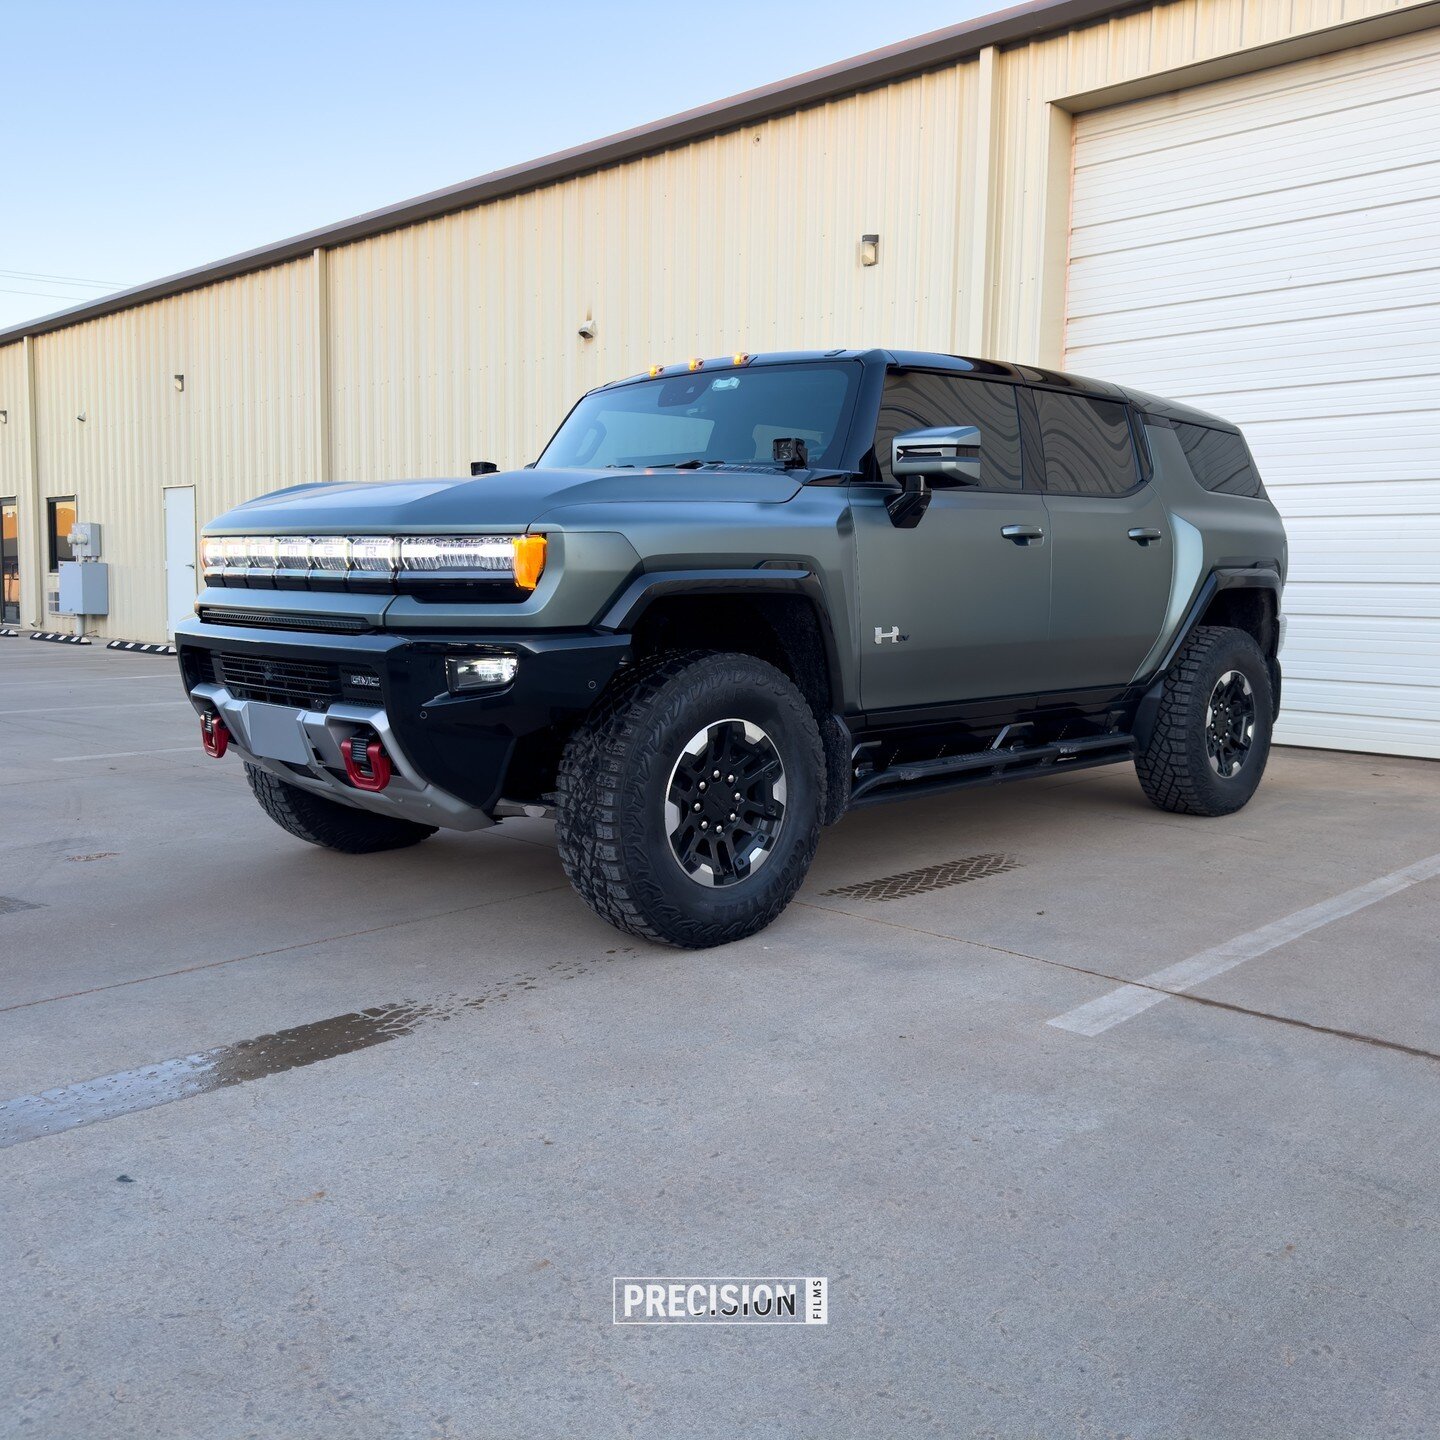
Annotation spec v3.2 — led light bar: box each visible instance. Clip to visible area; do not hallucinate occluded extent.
[200,534,546,589]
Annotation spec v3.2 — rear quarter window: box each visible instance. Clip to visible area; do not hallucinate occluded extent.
[1170,420,1265,499]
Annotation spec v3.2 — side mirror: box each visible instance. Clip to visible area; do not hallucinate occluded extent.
[892,425,982,486]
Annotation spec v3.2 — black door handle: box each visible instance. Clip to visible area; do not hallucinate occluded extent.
[1128,527,1163,545]
[1001,524,1044,545]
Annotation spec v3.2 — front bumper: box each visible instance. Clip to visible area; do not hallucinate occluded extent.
[175,619,629,829]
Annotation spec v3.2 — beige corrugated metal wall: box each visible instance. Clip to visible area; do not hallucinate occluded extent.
[0,0,1429,642]
[327,66,973,481]
[12,262,317,640]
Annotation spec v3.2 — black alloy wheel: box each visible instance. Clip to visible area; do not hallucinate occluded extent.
[664,718,788,887]
[1205,669,1256,779]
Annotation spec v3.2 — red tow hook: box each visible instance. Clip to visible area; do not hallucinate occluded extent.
[200,711,230,759]
[342,735,393,792]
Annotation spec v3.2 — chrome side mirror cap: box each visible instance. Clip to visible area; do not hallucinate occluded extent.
[892,424,982,486]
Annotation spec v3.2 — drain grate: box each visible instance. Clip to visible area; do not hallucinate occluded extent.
[0,896,43,915]
[822,852,1021,902]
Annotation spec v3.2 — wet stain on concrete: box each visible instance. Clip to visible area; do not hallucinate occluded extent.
[0,896,43,915]
[0,955,617,1149]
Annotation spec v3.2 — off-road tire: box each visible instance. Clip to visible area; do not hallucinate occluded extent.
[1135,625,1274,817]
[554,651,826,948]
[244,762,437,853]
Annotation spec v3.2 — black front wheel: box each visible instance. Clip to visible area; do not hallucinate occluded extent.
[1135,625,1274,817]
[245,763,437,853]
[555,652,825,948]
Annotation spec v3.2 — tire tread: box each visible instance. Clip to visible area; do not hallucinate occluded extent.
[1135,624,1271,817]
[245,763,437,853]
[554,651,824,947]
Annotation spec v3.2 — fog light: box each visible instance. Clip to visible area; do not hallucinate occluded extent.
[447,653,519,693]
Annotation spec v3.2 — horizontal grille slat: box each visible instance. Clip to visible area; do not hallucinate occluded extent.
[205,652,378,710]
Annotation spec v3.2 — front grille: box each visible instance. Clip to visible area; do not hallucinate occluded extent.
[198,606,369,635]
[204,651,384,711]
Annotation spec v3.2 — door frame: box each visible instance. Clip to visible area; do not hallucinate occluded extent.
[161,484,198,638]
[0,496,18,626]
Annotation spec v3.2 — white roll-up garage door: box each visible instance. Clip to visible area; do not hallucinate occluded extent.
[1065,26,1440,760]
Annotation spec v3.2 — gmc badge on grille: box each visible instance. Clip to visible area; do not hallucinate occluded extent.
[348,673,381,689]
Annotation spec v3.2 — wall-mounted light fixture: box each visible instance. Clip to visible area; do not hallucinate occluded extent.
[859,233,880,267]
[0,409,7,425]
[76,410,87,423]
[173,373,185,392]
[577,318,596,340]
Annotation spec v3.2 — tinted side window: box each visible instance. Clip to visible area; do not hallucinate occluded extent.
[1035,392,1138,497]
[874,373,1023,491]
[1175,422,1263,498]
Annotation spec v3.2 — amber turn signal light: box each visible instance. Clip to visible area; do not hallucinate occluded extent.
[511,534,547,591]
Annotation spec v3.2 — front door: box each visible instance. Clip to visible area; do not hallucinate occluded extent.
[1,498,18,625]
[1030,389,1173,690]
[854,372,1054,714]
[163,486,197,636]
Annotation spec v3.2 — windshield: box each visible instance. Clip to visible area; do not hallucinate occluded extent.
[538,362,861,471]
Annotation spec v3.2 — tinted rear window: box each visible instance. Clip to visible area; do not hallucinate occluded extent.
[1034,391,1138,497]
[1172,422,1264,498]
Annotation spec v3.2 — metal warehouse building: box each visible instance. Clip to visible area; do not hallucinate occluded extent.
[2,0,1437,758]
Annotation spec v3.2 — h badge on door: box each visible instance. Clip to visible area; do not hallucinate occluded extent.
[874,625,909,645]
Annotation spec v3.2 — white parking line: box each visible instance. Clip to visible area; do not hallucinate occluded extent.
[1048,851,1440,1037]
[0,700,190,717]
[53,746,196,762]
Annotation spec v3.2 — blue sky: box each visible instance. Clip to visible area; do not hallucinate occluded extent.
[4,0,1000,329]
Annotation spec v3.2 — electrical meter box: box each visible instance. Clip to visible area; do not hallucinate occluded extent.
[57,561,109,615]
[68,522,103,559]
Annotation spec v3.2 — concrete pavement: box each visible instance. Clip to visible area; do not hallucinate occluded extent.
[3,639,1438,1438]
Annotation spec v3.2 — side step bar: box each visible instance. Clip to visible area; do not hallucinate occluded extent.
[847,733,1136,810]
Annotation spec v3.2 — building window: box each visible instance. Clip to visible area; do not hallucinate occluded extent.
[48,497,77,570]
[2,498,18,625]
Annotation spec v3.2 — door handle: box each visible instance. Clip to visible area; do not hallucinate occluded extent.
[1001,524,1044,545]
[1128,527,1163,545]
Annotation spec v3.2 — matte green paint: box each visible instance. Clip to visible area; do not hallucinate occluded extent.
[198,353,1287,718]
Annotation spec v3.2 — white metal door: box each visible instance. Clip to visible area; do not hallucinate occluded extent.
[1065,28,1440,759]
[163,487,197,637]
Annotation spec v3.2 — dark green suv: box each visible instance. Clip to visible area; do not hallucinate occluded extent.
[177,349,1286,947]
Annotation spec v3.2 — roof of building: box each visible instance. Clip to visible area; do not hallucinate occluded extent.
[0,0,1125,347]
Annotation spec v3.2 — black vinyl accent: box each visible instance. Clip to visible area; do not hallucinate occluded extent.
[198,605,370,634]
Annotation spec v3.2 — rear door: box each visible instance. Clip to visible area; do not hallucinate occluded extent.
[852,372,1053,713]
[1030,389,1171,690]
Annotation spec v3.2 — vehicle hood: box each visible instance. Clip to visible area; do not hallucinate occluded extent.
[208,467,806,533]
